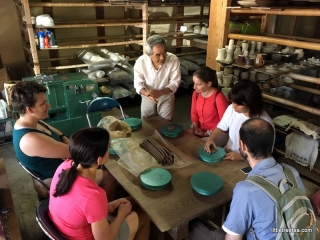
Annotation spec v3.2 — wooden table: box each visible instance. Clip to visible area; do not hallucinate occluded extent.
[105,116,247,239]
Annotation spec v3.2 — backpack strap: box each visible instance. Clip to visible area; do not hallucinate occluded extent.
[196,90,220,112]
[245,176,281,202]
[281,164,299,188]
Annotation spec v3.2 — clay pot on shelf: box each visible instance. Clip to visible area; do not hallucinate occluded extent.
[216,48,226,61]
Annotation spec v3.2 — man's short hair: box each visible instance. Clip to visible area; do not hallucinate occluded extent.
[145,35,167,55]
[239,118,274,159]
[11,81,47,114]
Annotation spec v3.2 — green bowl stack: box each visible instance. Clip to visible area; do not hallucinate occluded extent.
[190,172,224,196]
[197,146,225,163]
[123,117,142,130]
[140,168,172,191]
[160,123,183,137]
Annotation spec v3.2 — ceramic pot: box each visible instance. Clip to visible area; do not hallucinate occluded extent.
[242,42,249,52]
[250,41,256,55]
[245,58,254,66]
[224,49,234,63]
[241,71,249,80]
[233,46,241,60]
[294,49,304,59]
[222,74,233,87]
[228,39,235,50]
[233,68,241,82]
[216,48,226,61]
[257,42,263,53]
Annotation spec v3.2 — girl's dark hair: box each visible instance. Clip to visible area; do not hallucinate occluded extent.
[228,80,264,117]
[193,66,218,88]
[53,127,110,197]
[11,81,47,114]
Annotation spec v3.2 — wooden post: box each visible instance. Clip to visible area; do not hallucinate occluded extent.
[142,3,148,54]
[206,0,231,71]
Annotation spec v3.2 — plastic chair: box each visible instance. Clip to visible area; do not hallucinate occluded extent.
[86,97,126,127]
[36,199,65,240]
[18,161,50,200]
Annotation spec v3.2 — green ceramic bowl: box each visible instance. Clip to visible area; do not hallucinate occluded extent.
[197,146,225,163]
[123,117,142,130]
[160,123,183,137]
[190,172,223,196]
[140,168,172,191]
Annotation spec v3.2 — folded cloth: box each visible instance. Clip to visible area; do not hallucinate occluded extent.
[285,120,320,140]
[285,132,319,170]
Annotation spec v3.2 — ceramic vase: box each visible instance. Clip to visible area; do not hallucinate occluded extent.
[257,42,263,54]
[228,39,234,50]
[242,42,249,53]
[250,41,256,55]
[222,74,233,87]
[233,46,241,60]
[224,49,234,64]
[233,68,241,82]
[216,48,226,61]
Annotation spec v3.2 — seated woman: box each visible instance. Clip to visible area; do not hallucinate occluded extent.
[190,66,229,146]
[49,127,150,240]
[11,81,116,200]
[204,80,274,161]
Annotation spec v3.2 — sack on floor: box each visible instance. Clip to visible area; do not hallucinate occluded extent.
[246,164,317,240]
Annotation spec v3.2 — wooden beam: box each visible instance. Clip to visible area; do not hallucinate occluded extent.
[206,0,232,71]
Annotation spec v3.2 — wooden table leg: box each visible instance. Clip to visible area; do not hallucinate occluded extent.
[167,222,189,240]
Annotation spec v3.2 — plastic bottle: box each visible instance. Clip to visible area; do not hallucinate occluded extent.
[38,30,45,49]
[44,35,49,48]
[47,30,56,46]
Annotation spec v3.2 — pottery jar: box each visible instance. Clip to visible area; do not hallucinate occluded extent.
[233,46,241,60]
[249,70,257,82]
[224,49,234,63]
[216,48,226,61]
[242,41,249,53]
[222,74,233,87]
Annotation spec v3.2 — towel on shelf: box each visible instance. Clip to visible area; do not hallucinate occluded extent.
[285,132,319,170]
[285,120,320,140]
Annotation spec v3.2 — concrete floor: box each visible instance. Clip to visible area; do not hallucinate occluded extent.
[0,86,194,240]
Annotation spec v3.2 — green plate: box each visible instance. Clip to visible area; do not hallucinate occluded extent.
[123,117,142,130]
[160,123,183,138]
[198,146,225,163]
[140,168,172,190]
[190,172,223,196]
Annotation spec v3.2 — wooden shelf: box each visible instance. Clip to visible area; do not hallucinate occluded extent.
[28,2,144,7]
[228,33,320,52]
[231,8,320,16]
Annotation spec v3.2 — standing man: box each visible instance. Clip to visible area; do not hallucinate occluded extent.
[222,118,306,240]
[134,35,181,121]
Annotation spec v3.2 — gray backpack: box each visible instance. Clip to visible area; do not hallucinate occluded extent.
[246,164,317,240]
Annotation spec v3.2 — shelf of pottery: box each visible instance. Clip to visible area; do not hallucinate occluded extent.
[215,38,320,116]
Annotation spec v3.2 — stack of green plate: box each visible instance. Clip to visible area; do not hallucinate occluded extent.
[123,117,142,130]
[197,146,225,163]
[140,168,172,190]
[109,147,117,155]
[190,172,223,196]
[160,123,183,137]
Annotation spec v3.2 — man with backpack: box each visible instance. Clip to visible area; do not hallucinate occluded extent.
[222,118,316,240]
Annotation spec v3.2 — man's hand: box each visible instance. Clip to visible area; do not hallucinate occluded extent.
[195,129,208,138]
[145,91,158,103]
[223,152,243,161]
[149,89,164,99]
[204,138,217,153]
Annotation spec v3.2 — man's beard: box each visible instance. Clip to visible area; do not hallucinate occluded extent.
[239,148,248,160]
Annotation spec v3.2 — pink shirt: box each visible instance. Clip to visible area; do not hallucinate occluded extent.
[49,160,108,240]
[191,90,229,131]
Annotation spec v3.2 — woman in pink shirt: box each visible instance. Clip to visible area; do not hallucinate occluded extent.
[190,66,229,146]
[49,127,150,240]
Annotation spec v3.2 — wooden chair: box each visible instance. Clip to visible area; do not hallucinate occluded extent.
[36,199,65,240]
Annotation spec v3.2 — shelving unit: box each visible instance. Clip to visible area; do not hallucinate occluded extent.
[14,0,209,76]
[206,2,320,178]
